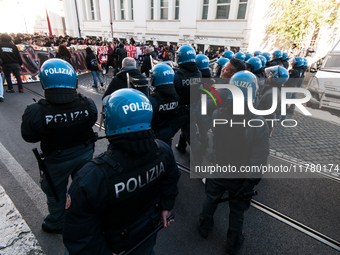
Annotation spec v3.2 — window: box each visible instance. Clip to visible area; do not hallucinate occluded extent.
[110,0,115,20]
[82,0,101,20]
[151,0,154,20]
[202,0,209,19]
[131,0,133,20]
[237,0,247,19]
[175,0,180,20]
[160,0,168,20]
[120,0,125,20]
[216,0,230,19]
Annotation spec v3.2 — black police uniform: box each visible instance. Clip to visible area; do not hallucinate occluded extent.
[21,93,98,231]
[171,63,202,152]
[149,84,179,147]
[199,102,269,254]
[285,67,302,114]
[63,130,180,255]
[269,59,284,67]
[256,82,282,130]
[282,60,289,69]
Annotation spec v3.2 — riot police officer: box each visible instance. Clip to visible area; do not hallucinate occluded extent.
[148,64,179,147]
[269,50,284,67]
[21,59,98,234]
[253,50,262,56]
[256,66,289,131]
[282,52,289,69]
[199,71,269,254]
[172,45,202,154]
[261,52,271,67]
[213,58,229,78]
[63,89,181,255]
[244,53,253,61]
[286,57,304,114]
[246,57,265,87]
[222,50,235,60]
[196,54,211,78]
[234,52,245,62]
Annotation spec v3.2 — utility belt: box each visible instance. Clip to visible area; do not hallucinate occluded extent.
[43,134,97,157]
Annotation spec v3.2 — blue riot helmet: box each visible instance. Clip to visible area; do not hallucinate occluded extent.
[222,50,235,59]
[256,55,267,68]
[282,52,289,60]
[213,58,229,77]
[261,52,271,62]
[228,71,258,102]
[39,59,77,89]
[195,54,210,70]
[176,45,196,64]
[254,50,262,56]
[292,57,304,67]
[150,64,175,87]
[246,57,262,72]
[235,52,245,61]
[104,89,153,136]
[264,66,289,85]
[272,50,283,59]
[245,53,253,61]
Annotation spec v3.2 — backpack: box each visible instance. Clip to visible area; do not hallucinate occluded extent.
[164,51,172,61]
[90,58,97,67]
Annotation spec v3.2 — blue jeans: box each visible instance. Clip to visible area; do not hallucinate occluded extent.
[42,148,94,230]
[0,73,3,98]
[91,70,103,86]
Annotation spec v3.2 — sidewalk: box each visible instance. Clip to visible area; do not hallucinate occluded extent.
[0,185,43,255]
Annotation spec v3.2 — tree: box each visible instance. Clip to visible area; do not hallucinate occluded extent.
[266,0,340,46]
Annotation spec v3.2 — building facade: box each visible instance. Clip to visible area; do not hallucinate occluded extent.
[63,0,273,52]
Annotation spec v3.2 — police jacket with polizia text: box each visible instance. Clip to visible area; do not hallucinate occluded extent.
[21,94,98,162]
[174,63,202,106]
[148,84,179,133]
[63,130,180,255]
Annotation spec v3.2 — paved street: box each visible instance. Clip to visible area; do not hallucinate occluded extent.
[0,72,339,254]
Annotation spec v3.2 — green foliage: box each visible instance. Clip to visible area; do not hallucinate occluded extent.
[266,0,340,43]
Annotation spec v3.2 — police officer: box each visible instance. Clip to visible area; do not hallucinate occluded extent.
[172,45,202,154]
[21,59,98,234]
[196,54,211,78]
[148,64,179,147]
[212,58,229,78]
[256,66,289,131]
[246,57,265,89]
[244,53,253,61]
[286,57,304,114]
[63,89,181,255]
[269,50,284,67]
[253,50,262,56]
[234,52,245,62]
[199,71,269,255]
[282,53,289,69]
[222,50,235,60]
[261,52,271,67]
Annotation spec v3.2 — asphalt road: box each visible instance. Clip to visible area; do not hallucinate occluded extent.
[0,75,339,255]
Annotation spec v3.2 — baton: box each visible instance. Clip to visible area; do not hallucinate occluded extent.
[218,190,257,203]
[32,148,60,202]
[118,215,174,255]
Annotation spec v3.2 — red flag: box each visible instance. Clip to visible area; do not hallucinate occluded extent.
[46,8,53,37]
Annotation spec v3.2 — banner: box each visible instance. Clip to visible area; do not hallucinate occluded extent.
[4,45,147,84]
[5,45,94,84]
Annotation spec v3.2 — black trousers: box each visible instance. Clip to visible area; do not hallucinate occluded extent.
[199,178,250,252]
[3,64,23,90]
